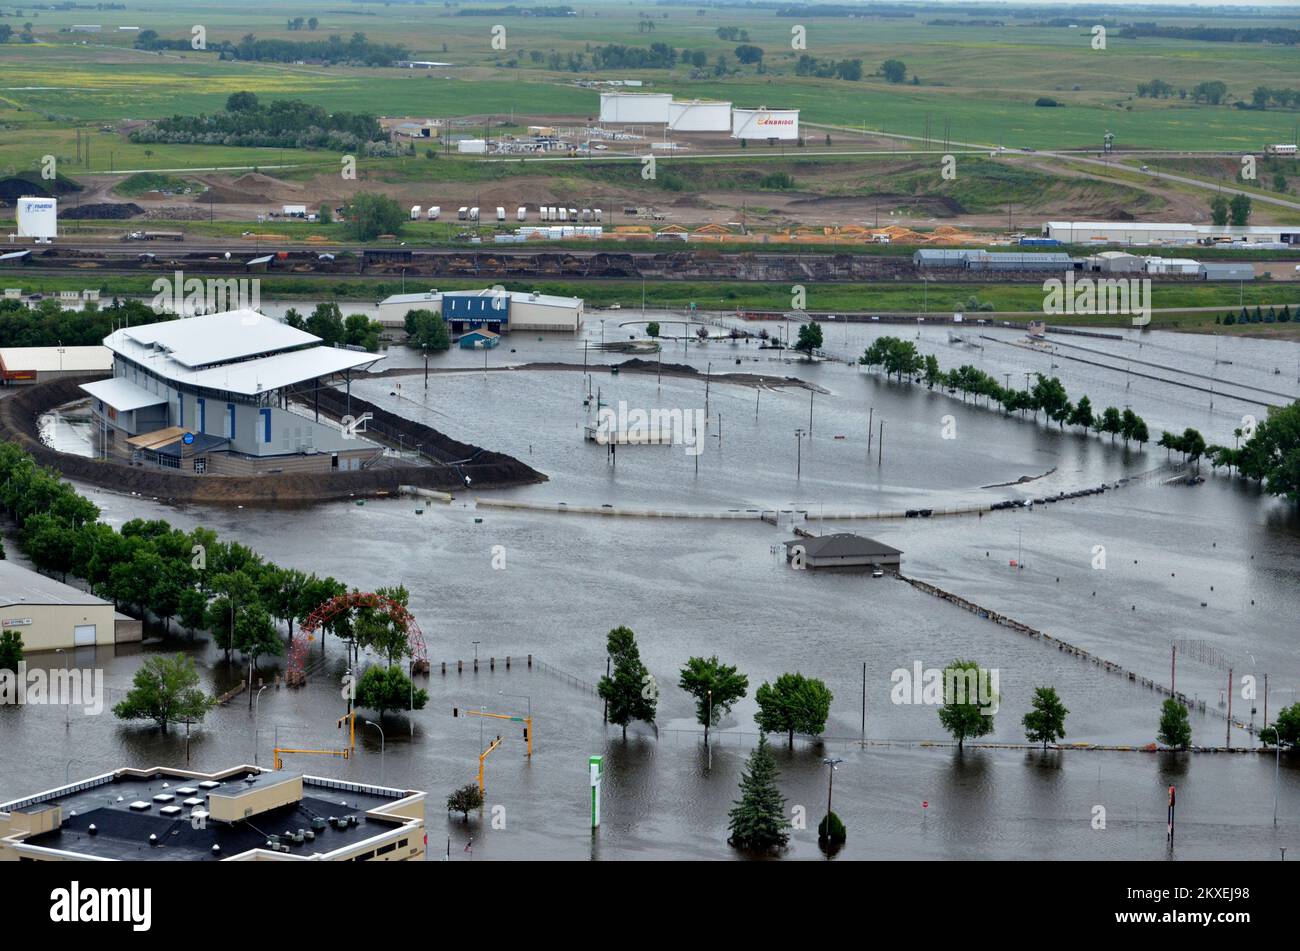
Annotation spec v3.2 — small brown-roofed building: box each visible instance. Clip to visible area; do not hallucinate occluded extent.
[785,533,903,570]
[0,346,112,385]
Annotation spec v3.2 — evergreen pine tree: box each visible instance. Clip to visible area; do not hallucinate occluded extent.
[727,735,790,853]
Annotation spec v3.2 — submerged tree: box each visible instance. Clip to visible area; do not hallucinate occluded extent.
[1022,686,1069,750]
[754,672,833,748]
[1157,699,1192,750]
[112,654,213,731]
[597,626,657,738]
[727,735,790,853]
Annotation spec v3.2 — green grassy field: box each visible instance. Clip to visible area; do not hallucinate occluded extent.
[1,0,1297,178]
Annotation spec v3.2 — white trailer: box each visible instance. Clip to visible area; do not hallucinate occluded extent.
[469,207,480,221]
[557,208,568,222]
[594,208,603,222]
[517,206,527,221]
[569,208,578,222]
[496,206,506,222]
[410,205,422,220]
[427,206,441,220]
[457,207,469,221]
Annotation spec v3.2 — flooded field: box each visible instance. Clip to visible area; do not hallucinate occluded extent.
[3,317,1299,859]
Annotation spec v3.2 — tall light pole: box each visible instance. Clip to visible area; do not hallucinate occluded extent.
[253,685,269,766]
[365,719,385,785]
[795,428,805,479]
[55,649,68,730]
[822,756,843,823]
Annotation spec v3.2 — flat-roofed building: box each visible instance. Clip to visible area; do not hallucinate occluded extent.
[1044,220,1300,246]
[0,766,426,861]
[377,289,583,333]
[82,311,384,475]
[0,346,112,385]
[0,560,140,650]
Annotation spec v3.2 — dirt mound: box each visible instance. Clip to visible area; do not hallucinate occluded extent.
[230,172,292,191]
[62,202,143,220]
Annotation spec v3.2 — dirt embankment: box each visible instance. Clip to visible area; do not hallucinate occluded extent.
[0,376,544,506]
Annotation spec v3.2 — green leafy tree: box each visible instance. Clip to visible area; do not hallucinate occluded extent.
[178,588,208,637]
[1067,395,1094,433]
[1210,195,1230,226]
[679,655,748,744]
[0,629,23,672]
[235,603,282,673]
[226,91,259,112]
[447,782,484,818]
[112,653,214,731]
[726,735,789,853]
[355,586,413,665]
[343,313,383,352]
[354,664,428,720]
[646,321,660,338]
[818,810,846,845]
[1098,406,1123,443]
[937,659,997,749]
[1260,702,1300,749]
[1157,699,1192,750]
[405,308,450,353]
[1022,686,1068,749]
[795,322,823,354]
[881,59,906,83]
[1229,193,1252,226]
[306,302,346,347]
[754,672,833,747]
[343,192,405,241]
[597,626,657,738]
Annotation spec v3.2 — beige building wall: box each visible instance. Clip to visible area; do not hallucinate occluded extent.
[2,602,117,652]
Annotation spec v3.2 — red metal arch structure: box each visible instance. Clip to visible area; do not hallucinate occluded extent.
[287,592,429,686]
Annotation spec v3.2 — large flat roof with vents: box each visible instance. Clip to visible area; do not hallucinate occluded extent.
[0,765,423,862]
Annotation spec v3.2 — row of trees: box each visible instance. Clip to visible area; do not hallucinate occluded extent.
[0,297,163,349]
[1210,193,1252,226]
[597,627,834,746]
[0,442,420,728]
[1219,305,1292,326]
[861,336,1153,446]
[133,92,382,153]
[134,30,407,67]
[283,301,384,352]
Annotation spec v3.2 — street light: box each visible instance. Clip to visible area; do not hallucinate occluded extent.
[794,428,806,479]
[55,649,68,730]
[253,685,269,767]
[365,719,385,786]
[822,756,843,823]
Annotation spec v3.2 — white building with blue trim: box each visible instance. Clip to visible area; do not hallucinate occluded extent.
[82,310,384,475]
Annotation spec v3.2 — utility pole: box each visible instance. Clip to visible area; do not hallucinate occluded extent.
[877,420,884,465]
[808,388,814,436]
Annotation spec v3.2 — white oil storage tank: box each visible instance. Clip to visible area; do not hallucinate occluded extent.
[668,99,732,132]
[599,92,672,124]
[731,107,800,141]
[16,197,58,240]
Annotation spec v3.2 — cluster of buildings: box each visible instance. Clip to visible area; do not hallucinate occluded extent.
[914,247,1256,280]
[598,93,800,141]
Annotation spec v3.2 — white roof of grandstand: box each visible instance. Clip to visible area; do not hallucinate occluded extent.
[182,346,380,396]
[105,311,382,395]
[380,292,442,305]
[115,311,320,368]
[81,376,168,412]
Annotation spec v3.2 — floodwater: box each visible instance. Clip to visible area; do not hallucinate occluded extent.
[3,315,1299,860]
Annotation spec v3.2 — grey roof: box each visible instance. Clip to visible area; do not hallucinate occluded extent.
[0,560,112,609]
[787,533,902,558]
